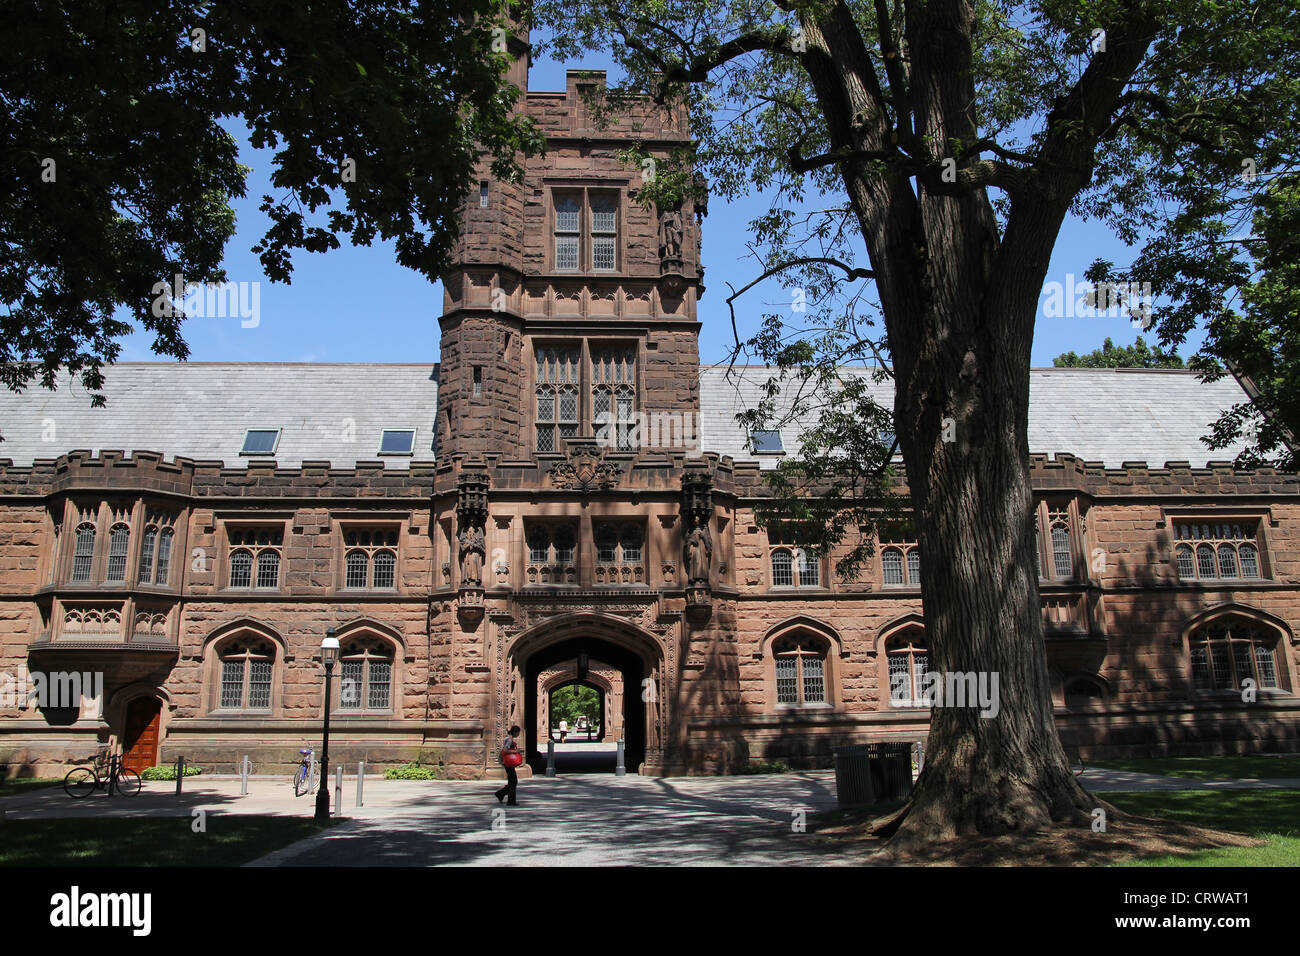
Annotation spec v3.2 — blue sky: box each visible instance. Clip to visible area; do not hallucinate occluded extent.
[114,50,1193,370]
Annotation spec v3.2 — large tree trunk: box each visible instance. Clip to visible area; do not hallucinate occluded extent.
[794,0,1104,848]
[886,334,1095,848]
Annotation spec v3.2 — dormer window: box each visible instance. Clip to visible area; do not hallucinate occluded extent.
[750,430,784,454]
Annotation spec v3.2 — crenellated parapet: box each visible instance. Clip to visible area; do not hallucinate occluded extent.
[726,452,1300,500]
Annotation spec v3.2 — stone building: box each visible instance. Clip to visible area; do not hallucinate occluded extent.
[1,48,1298,779]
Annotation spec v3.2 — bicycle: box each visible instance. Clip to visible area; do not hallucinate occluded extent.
[63,751,142,798]
[292,748,316,797]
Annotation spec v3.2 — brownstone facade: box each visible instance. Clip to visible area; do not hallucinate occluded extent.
[1,43,1298,778]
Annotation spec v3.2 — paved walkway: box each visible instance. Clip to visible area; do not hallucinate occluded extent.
[3,767,1296,866]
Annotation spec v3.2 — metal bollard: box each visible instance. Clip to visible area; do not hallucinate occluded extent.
[240,755,249,796]
[546,738,556,777]
[356,761,365,808]
[615,739,626,776]
[334,765,343,816]
[176,755,185,795]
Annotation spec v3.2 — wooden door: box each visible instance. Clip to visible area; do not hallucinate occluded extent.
[122,697,162,773]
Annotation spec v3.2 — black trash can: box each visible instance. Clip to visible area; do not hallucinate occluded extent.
[833,744,876,807]
[875,741,914,800]
[833,741,916,807]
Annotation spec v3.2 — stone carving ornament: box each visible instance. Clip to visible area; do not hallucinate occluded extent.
[458,526,485,587]
[684,522,712,586]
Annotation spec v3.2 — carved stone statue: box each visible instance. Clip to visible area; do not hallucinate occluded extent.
[658,208,683,262]
[684,522,712,586]
[458,526,485,587]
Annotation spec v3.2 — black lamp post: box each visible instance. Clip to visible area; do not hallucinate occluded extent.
[315,628,339,822]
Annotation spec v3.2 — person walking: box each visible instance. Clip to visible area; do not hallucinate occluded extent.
[559,718,568,744]
[495,725,522,806]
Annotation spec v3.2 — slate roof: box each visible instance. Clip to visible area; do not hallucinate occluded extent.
[698,364,1253,470]
[0,362,1251,471]
[0,363,439,470]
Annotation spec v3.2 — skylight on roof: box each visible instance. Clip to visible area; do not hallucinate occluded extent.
[241,428,280,455]
[750,430,784,454]
[379,428,416,455]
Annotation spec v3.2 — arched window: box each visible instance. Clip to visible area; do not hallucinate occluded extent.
[1049,511,1072,579]
[136,514,177,586]
[342,528,399,589]
[771,549,794,587]
[1175,522,1265,581]
[797,548,821,587]
[345,550,369,589]
[72,522,96,582]
[1189,620,1285,693]
[373,550,396,589]
[217,638,275,710]
[881,547,903,586]
[227,526,284,590]
[339,638,395,711]
[255,550,280,589]
[906,548,920,586]
[105,520,131,583]
[229,549,253,588]
[772,634,828,705]
[138,526,157,583]
[155,527,174,584]
[886,629,929,707]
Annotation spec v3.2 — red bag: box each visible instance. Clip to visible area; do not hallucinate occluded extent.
[501,749,523,768]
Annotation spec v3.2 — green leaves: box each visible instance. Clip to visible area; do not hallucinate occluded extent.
[1,0,540,402]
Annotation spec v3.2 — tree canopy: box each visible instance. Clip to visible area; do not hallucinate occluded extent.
[1,0,541,402]
[1053,336,1184,369]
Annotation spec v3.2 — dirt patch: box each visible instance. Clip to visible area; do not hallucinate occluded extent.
[810,806,1262,866]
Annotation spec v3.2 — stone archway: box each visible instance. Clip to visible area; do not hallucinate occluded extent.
[500,613,667,775]
[537,661,625,742]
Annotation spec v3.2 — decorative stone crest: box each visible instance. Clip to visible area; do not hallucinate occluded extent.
[548,443,623,491]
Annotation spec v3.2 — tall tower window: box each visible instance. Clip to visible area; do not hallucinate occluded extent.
[555,194,581,270]
[592,345,636,451]
[479,182,489,208]
[536,345,581,451]
[551,189,621,271]
[592,195,618,270]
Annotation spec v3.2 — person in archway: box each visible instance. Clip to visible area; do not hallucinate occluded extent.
[558,718,568,744]
[495,725,522,806]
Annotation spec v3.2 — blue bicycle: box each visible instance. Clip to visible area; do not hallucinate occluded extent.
[292,748,315,797]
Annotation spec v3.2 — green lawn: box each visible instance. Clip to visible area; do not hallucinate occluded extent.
[1090,755,1300,780]
[0,816,335,867]
[1106,789,1300,866]
[0,777,63,797]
